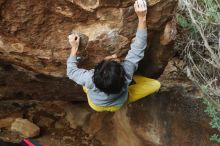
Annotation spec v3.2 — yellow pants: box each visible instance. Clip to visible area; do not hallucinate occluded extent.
[83,75,161,112]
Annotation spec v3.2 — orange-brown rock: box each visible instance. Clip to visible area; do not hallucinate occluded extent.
[0,1,217,146]
[0,0,177,100]
[1,72,217,146]
[11,118,40,138]
[0,0,177,77]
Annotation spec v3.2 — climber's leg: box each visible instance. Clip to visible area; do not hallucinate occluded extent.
[82,87,121,112]
[128,75,161,103]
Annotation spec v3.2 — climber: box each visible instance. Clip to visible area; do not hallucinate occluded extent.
[66,0,161,112]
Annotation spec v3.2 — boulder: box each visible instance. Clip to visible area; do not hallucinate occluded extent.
[64,103,91,129]
[82,71,217,146]
[11,118,40,138]
[0,0,177,100]
[0,113,23,129]
[2,0,215,145]
[0,117,16,129]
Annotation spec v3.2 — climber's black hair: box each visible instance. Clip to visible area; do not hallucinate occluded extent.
[93,60,125,94]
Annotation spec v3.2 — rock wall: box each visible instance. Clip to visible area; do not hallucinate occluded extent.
[0,61,84,100]
[0,0,177,100]
[0,1,218,146]
[83,81,217,146]
[0,0,176,77]
[0,64,218,146]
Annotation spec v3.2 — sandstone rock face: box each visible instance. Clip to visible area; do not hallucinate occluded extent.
[83,80,218,146]
[0,112,23,128]
[0,117,16,128]
[11,118,40,138]
[0,0,177,100]
[0,0,177,77]
[0,62,85,100]
[0,69,218,146]
[3,75,213,146]
[2,1,212,146]
[64,103,91,129]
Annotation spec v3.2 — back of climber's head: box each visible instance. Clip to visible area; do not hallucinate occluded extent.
[93,60,125,94]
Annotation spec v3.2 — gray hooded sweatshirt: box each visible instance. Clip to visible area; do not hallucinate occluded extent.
[67,28,147,107]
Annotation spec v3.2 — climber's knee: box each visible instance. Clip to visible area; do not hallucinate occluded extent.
[153,80,161,91]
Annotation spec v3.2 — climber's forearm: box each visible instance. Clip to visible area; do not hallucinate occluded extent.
[70,47,77,57]
[138,17,147,30]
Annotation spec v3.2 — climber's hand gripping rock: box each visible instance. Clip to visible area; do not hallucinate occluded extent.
[68,33,80,56]
[134,0,147,19]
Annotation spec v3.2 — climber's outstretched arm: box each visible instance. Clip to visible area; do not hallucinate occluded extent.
[122,0,148,84]
[66,33,94,88]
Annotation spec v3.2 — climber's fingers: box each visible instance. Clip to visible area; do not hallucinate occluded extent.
[74,34,80,43]
[104,54,118,61]
[140,0,147,11]
[141,0,147,11]
[68,33,80,42]
[135,0,142,12]
[68,33,80,51]
[111,54,117,58]
[68,33,73,40]
[134,1,138,12]
[135,0,147,12]
[138,0,144,9]
[143,0,147,7]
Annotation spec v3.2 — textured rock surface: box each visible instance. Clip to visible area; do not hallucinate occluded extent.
[77,62,217,146]
[0,117,16,129]
[84,86,216,146]
[11,118,40,138]
[0,0,177,100]
[0,61,85,101]
[64,103,90,129]
[1,1,214,146]
[0,0,177,76]
[0,60,217,145]
[0,71,218,145]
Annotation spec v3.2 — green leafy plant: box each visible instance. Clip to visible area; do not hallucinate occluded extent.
[176,13,190,28]
[176,0,220,143]
[210,134,220,143]
[203,97,220,143]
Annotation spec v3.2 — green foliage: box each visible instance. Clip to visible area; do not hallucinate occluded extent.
[176,13,201,40]
[200,85,209,94]
[176,13,190,28]
[177,0,220,143]
[210,134,220,143]
[196,0,220,24]
[203,0,220,23]
[177,0,220,39]
[203,97,220,143]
